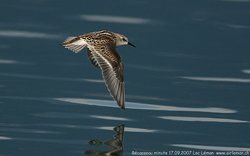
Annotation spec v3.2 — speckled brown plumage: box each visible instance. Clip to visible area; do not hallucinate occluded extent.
[62,30,135,109]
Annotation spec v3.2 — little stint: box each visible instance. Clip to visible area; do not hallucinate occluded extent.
[62,30,135,109]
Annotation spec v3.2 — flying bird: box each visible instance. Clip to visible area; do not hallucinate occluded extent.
[62,30,135,109]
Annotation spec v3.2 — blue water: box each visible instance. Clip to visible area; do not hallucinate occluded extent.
[1,0,250,155]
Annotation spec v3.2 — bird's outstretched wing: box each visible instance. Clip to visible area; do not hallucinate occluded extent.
[90,45,125,109]
[88,50,100,68]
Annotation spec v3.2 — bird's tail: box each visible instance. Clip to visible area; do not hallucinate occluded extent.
[62,36,77,46]
[62,36,86,53]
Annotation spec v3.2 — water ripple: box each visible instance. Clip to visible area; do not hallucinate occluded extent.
[0,59,19,64]
[171,144,250,151]
[0,59,31,65]
[0,73,103,83]
[36,123,157,133]
[225,23,250,29]
[84,93,170,102]
[0,30,61,39]
[158,116,249,123]
[54,98,236,114]
[242,69,250,74]
[181,76,250,83]
[0,127,61,134]
[89,115,132,121]
[0,136,12,140]
[96,126,158,133]
[79,14,150,24]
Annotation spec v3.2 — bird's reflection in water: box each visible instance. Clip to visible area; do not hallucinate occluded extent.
[85,124,125,156]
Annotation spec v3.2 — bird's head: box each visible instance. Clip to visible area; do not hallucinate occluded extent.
[114,33,136,48]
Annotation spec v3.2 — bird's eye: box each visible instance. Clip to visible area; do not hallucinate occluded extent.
[122,38,127,42]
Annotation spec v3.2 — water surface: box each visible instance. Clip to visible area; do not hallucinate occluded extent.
[1,0,250,155]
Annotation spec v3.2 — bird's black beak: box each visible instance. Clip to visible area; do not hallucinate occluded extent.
[128,42,136,48]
